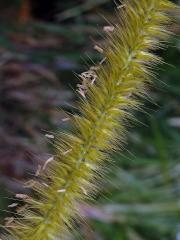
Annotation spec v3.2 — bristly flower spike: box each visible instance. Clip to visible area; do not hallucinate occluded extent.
[2,0,178,239]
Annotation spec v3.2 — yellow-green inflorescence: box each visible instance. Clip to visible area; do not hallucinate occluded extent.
[2,0,178,239]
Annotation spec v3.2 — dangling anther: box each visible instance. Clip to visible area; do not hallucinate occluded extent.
[90,65,100,71]
[57,189,66,193]
[63,149,72,156]
[94,45,104,54]
[117,4,126,9]
[103,26,115,33]
[42,156,54,170]
[100,57,106,65]
[45,134,54,139]
[8,203,18,208]
[77,70,97,98]
[16,194,29,200]
[62,117,70,122]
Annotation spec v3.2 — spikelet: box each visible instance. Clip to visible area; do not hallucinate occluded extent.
[2,1,178,239]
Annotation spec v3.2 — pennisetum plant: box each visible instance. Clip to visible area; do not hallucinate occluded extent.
[1,0,178,239]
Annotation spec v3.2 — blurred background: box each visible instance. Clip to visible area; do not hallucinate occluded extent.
[0,0,179,239]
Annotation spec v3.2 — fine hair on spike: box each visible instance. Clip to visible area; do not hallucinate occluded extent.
[1,1,178,240]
